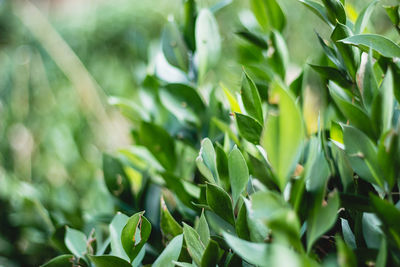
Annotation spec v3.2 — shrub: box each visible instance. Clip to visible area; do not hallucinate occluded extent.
[43,0,400,266]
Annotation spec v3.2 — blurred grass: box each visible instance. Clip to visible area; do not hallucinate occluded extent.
[0,0,395,266]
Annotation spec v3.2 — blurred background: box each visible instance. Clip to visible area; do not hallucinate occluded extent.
[0,0,395,266]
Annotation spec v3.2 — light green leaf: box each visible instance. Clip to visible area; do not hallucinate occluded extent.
[228,146,249,206]
[162,21,189,72]
[109,213,129,261]
[196,9,221,81]
[196,138,219,184]
[250,0,286,32]
[183,223,205,266]
[298,0,331,26]
[196,211,210,247]
[339,34,400,58]
[261,80,304,190]
[65,227,87,259]
[153,234,183,267]
[354,0,378,34]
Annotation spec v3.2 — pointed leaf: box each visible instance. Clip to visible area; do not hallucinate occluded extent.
[339,34,400,58]
[153,234,183,267]
[241,71,263,124]
[206,183,235,226]
[228,146,249,206]
[162,21,189,72]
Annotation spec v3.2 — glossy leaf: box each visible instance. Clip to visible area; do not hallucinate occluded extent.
[206,183,235,226]
[196,211,210,247]
[235,113,262,144]
[362,51,378,111]
[121,212,152,263]
[241,71,263,124]
[88,255,132,267]
[160,197,183,241]
[321,0,346,24]
[196,138,219,184]
[41,255,76,267]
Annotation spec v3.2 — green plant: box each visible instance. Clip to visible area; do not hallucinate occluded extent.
[42,0,400,266]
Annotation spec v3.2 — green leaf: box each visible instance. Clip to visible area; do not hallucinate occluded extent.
[109,213,129,261]
[341,219,356,249]
[342,125,383,187]
[370,195,400,247]
[206,183,235,226]
[331,23,359,78]
[339,34,400,58]
[329,83,376,139]
[196,211,210,247]
[201,240,220,267]
[362,213,382,249]
[103,154,130,198]
[336,236,357,267]
[121,211,152,263]
[235,202,250,240]
[40,255,76,267]
[183,223,205,266]
[362,51,378,111]
[310,64,352,88]
[196,138,219,184]
[162,21,189,72]
[307,191,340,251]
[371,69,394,135]
[235,113,263,144]
[196,9,221,80]
[153,234,183,267]
[354,0,378,34]
[236,30,269,49]
[221,83,241,113]
[65,227,87,259]
[160,83,205,125]
[298,0,331,26]
[384,5,400,26]
[228,146,249,206]
[269,30,289,79]
[321,0,346,24]
[241,71,263,124]
[138,122,176,171]
[160,197,183,241]
[376,239,387,267]
[88,255,132,267]
[223,232,301,267]
[261,80,304,190]
[316,33,344,71]
[183,0,196,51]
[250,0,286,32]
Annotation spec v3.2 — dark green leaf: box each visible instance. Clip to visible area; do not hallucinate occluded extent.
[236,30,269,49]
[88,255,132,267]
[241,71,263,124]
[362,51,378,111]
[160,197,183,241]
[206,183,235,226]
[40,255,76,267]
[183,0,196,51]
[235,113,262,144]
[384,5,400,26]
[321,0,346,24]
[121,212,152,263]
[310,64,352,88]
[201,240,220,267]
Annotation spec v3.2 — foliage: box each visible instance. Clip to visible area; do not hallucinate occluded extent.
[2,0,400,266]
